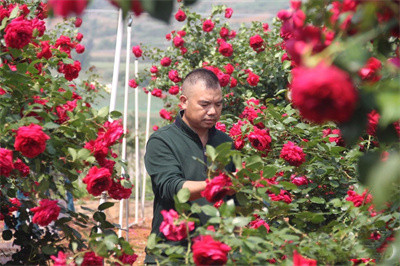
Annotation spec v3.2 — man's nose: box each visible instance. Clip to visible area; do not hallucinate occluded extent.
[208,105,217,115]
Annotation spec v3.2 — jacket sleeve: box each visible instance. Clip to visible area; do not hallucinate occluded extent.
[144,136,185,202]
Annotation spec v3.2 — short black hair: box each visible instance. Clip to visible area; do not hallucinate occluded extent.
[182,68,220,95]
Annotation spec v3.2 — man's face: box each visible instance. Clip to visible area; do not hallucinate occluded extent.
[180,81,223,134]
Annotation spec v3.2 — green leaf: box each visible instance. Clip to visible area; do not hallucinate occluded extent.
[261,166,277,179]
[43,122,60,130]
[310,197,325,204]
[200,205,220,217]
[93,211,106,222]
[121,179,132,189]
[206,145,216,161]
[147,233,157,250]
[9,6,19,19]
[110,110,122,119]
[77,148,91,160]
[219,199,235,217]
[177,188,190,203]
[62,58,75,65]
[98,106,109,118]
[98,202,115,211]
[42,245,57,255]
[232,216,251,227]
[68,147,77,161]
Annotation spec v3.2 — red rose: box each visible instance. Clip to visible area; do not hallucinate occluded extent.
[60,60,81,81]
[293,250,317,266]
[290,174,310,186]
[175,9,186,22]
[168,69,182,83]
[48,0,87,17]
[201,173,233,203]
[359,57,382,83]
[31,18,46,37]
[218,41,233,57]
[219,27,229,38]
[203,19,214,32]
[159,209,195,241]
[108,179,132,200]
[173,35,184,47]
[322,128,345,146]
[153,125,159,131]
[247,72,260,86]
[76,32,83,42]
[249,218,270,231]
[82,166,112,196]
[97,119,123,147]
[55,35,75,54]
[346,189,372,207]
[192,235,231,266]
[280,141,306,166]
[0,88,6,95]
[248,126,271,152]
[160,109,173,121]
[14,158,30,177]
[51,251,67,266]
[249,34,264,50]
[230,77,237,88]
[132,45,142,57]
[75,43,85,54]
[217,72,230,87]
[215,122,226,132]
[151,88,163,98]
[75,17,82,27]
[268,189,292,204]
[168,85,180,95]
[30,199,60,226]
[160,57,172,67]
[366,110,380,136]
[263,23,269,32]
[225,7,233,18]
[4,17,33,49]
[290,64,358,124]
[228,30,236,39]
[37,41,52,59]
[224,64,234,74]
[116,252,138,266]
[129,79,138,88]
[14,124,50,158]
[82,251,103,266]
[150,65,158,73]
[0,148,14,177]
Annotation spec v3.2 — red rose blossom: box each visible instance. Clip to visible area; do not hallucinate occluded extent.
[108,179,132,200]
[192,235,231,266]
[218,41,233,57]
[203,19,214,32]
[322,128,345,146]
[290,63,358,124]
[219,27,229,38]
[346,189,372,207]
[160,57,172,67]
[280,141,306,166]
[82,166,112,196]
[37,41,52,59]
[14,124,50,158]
[59,60,81,81]
[132,45,142,57]
[168,69,182,83]
[75,43,85,54]
[366,110,380,136]
[51,251,67,266]
[97,119,124,147]
[201,173,233,203]
[129,79,138,88]
[247,72,260,86]
[160,109,173,121]
[293,250,317,266]
[249,34,264,51]
[359,57,382,83]
[173,35,184,48]
[30,199,60,226]
[14,158,30,177]
[248,126,271,153]
[151,88,163,98]
[116,252,138,266]
[82,251,103,266]
[175,9,186,22]
[48,0,87,17]
[0,148,14,177]
[159,209,195,241]
[4,16,33,49]
[75,17,82,27]
[150,65,158,73]
[290,174,310,186]
[215,122,226,132]
[169,85,180,95]
[225,7,233,18]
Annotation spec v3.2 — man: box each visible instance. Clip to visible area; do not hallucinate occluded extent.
[144,68,235,264]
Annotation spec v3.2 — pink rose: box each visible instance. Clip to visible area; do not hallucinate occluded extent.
[215,122,226,132]
[159,209,195,241]
[0,148,14,177]
[51,251,67,266]
[280,141,306,167]
[192,235,231,266]
[175,9,186,22]
[132,45,142,57]
[4,17,33,49]
[14,124,50,158]
[201,173,233,203]
[82,166,112,196]
[30,199,60,226]
[203,19,214,32]
[225,8,233,18]
[290,64,358,124]
[160,57,172,67]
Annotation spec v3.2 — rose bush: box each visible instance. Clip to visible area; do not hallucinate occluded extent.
[135,1,399,264]
[0,1,138,264]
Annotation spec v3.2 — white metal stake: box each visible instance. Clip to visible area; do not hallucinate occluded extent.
[118,14,133,240]
[134,60,139,224]
[140,92,151,219]
[100,8,123,208]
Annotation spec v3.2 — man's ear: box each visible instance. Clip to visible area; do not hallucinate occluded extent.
[179,94,188,109]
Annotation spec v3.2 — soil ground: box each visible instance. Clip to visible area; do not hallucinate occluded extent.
[0,198,153,265]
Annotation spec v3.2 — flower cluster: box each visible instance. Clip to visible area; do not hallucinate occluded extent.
[159,209,195,241]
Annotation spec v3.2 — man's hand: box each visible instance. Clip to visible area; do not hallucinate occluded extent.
[182,180,207,201]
